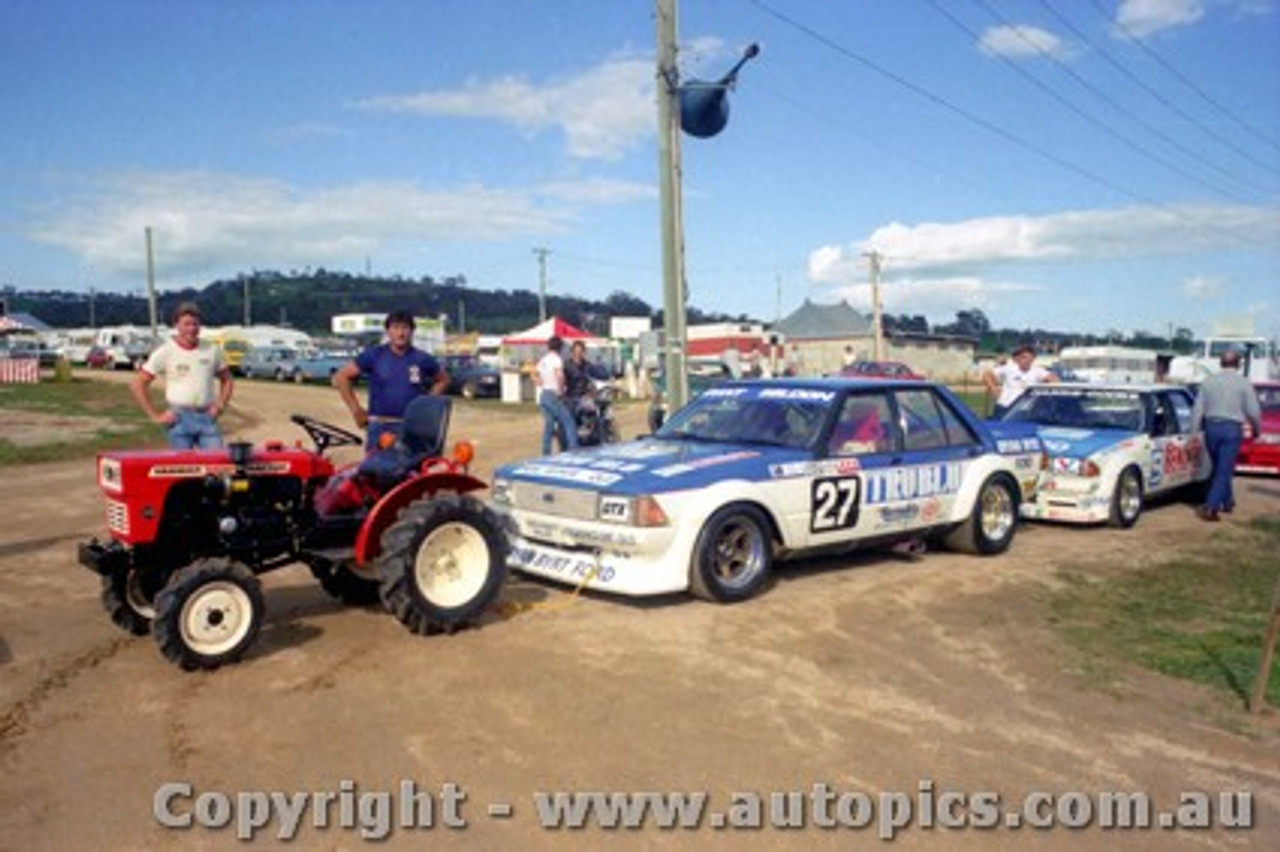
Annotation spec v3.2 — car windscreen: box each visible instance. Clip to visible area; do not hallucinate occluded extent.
[1003,388,1146,432]
[656,385,831,448]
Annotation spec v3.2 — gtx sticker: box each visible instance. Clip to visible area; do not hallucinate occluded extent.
[811,476,860,533]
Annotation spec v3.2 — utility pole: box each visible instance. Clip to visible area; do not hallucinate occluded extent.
[532,247,551,322]
[144,226,159,339]
[88,286,96,329]
[655,0,689,410]
[243,274,251,326]
[863,249,884,360]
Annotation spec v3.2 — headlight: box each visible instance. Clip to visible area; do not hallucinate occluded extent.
[1050,457,1101,477]
[491,477,512,505]
[99,457,123,492]
[598,494,669,527]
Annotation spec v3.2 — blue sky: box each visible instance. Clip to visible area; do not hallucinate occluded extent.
[3,0,1278,339]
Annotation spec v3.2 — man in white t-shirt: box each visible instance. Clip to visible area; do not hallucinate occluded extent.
[534,335,578,455]
[982,343,1057,418]
[131,302,234,449]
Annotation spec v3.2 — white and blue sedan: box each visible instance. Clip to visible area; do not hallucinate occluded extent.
[998,383,1209,527]
[491,379,1045,602]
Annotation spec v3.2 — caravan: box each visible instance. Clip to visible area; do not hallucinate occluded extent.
[1056,346,1159,384]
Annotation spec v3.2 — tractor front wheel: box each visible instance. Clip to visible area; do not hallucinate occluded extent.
[377,494,509,635]
[153,558,264,671]
[101,569,158,636]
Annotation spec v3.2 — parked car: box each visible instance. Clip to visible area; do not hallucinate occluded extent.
[998,383,1209,527]
[1237,381,1280,476]
[491,378,1044,602]
[241,346,300,381]
[292,350,353,383]
[441,354,500,399]
[85,345,113,369]
[647,360,734,432]
[836,360,925,380]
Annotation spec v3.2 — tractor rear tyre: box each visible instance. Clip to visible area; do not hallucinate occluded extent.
[377,494,509,635]
[153,558,264,671]
[101,569,158,636]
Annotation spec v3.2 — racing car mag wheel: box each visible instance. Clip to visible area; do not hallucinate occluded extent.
[944,474,1018,556]
[376,494,509,635]
[689,503,773,603]
[101,569,158,636]
[1109,466,1143,529]
[307,557,381,605]
[153,558,264,671]
[461,381,478,400]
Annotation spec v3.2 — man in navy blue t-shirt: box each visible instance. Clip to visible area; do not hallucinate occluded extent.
[333,309,449,449]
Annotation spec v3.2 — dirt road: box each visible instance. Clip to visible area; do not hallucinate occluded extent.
[1,375,1277,850]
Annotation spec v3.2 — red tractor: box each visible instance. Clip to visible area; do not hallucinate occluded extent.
[78,396,509,670]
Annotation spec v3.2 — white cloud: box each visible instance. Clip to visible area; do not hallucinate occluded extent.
[28,171,590,282]
[818,275,1042,317]
[979,25,1072,60]
[538,177,655,204]
[355,53,655,161]
[1180,275,1223,300]
[810,204,1280,282]
[1112,0,1205,38]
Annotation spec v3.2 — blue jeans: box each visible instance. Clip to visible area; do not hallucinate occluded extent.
[1204,420,1244,512]
[539,389,578,455]
[168,409,223,450]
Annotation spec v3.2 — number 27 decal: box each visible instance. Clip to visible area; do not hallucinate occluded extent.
[811,477,860,533]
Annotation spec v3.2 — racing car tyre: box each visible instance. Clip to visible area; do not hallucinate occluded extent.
[689,503,774,603]
[101,569,157,636]
[943,474,1018,556]
[376,494,509,635]
[153,558,264,671]
[308,557,381,605]
[1108,466,1143,528]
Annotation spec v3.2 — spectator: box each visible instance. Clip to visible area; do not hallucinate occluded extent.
[131,302,234,449]
[982,343,1057,418]
[534,335,578,455]
[333,309,448,449]
[1190,349,1263,521]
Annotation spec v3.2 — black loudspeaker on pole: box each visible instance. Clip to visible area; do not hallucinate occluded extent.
[678,43,760,139]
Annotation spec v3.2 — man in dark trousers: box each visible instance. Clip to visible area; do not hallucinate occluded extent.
[1190,349,1262,521]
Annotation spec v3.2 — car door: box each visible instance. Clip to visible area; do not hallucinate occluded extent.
[1160,388,1205,487]
[809,390,896,545]
[876,387,980,532]
[1145,389,1195,492]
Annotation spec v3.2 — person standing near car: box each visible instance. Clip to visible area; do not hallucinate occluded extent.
[131,302,234,449]
[534,335,578,455]
[983,343,1057,418]
[333,309,448,449]
[1191,349,1262,521]
[563,340,593,413]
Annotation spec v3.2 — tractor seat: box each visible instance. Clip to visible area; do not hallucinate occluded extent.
[357,395,453,486]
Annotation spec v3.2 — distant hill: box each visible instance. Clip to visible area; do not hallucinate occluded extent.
[3,268,756,335]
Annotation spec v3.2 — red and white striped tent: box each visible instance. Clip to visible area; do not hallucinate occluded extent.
[1,315,40,383]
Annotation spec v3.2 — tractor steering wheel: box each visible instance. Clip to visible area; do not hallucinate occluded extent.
[291,414,364,454]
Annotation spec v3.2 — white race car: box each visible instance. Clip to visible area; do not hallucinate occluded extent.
[491,378,1045,601]
[997,383,1209,527]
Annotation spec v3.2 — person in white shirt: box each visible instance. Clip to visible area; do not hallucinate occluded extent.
[534,335,578,455]
[131,302,234,449]
[982,343,1057,418]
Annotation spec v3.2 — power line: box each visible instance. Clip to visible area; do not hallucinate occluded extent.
[744,0,1275,250]
[1085,0,1280,159]
[1041,0,1280,184]
[938,0,1256,202]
